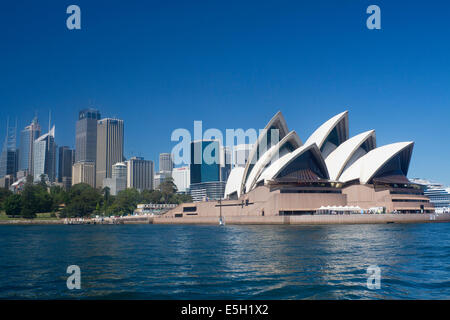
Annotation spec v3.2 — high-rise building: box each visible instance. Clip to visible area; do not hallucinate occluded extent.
[0,119,18,179]
[172,166,190,193]
[33,126,57,182]
[58,146,74,189]
[103,162,127,195]
[232,144,253,168]
[189,140,225,201]
[126,157,154,191]
[112,162,127,193]
[72,161,95,188]
[0,174,14,189]
[220,146,232,182]
[18,117,41,176]
[75,109,100,163]
[159,153,173,173]
[190,140,220,184]
[154,171,171,190]
[96,118,124,188]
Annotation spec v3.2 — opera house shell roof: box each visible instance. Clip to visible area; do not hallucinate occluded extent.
[225,111,415,198]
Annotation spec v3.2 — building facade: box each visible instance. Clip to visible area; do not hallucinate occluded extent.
[0,119,17,179]
[220,146,232,183]
[33,126,57,182]
[0,149,18,179]
[103,162,127,195]
[159,153,173,173]
[232,144,253,168]
[113,162,127,193]
[96,118,124,188]
[190,140,220,184]
[18,117,41,176]
[75,109,100,163]
[126,157,154,191]
[154,171,171,190]
[189,140,226,201]
[58,146,74,189]
[172,166,190,193]
[190,181,226,202]
[72,161,96,188]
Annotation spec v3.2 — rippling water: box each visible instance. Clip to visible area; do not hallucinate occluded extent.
[0,223,449,299]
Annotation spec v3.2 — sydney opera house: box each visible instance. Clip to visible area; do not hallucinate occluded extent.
[166,111,434,218]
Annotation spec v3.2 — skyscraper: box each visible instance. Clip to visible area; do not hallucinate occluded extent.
[96,118,124,188]
[75,109,100,163]
[33,126,57,182]
[220,146,232,182]
[126,157,154,191]
[190,140,220,184]
[72,161,95,188]
[232,144,253,168]
[18,117,41,176]
[58,146,74,189]
[172,166,190,193]
[159,153,173,173]
[103,162,127,195]
[0,119,18,179]
[189,140,225,201]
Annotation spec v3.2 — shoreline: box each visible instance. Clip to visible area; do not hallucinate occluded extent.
[1,213,450,225]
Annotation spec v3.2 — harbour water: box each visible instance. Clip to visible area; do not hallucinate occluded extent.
[0,223,449,299]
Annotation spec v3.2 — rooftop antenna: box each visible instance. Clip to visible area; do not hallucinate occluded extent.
[48,110,52,152]
[5,117,9,139]
[48,109,51,133]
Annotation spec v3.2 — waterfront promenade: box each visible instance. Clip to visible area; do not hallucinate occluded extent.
[1,213,450,225]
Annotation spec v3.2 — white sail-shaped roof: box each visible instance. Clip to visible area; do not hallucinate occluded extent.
[325,130,376,181]
[305,111,349,158]
[35,125,55,142]
[224,166,245,199]
[339,142,414,184]
[256,143,329,184]
[240,111,289,194]
[245,131,302,193]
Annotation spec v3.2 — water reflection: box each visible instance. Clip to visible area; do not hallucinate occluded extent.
[0,223,449,299]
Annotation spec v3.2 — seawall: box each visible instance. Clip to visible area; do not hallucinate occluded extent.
[0,219,63,225]
[1,213,449,225]
[151,213,450,225]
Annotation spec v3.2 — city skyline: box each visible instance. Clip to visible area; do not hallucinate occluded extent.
[1,2,450,184]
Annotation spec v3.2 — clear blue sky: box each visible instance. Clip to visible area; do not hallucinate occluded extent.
[0,1,449,184]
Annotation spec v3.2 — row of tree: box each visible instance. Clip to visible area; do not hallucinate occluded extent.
[0,176,191,219]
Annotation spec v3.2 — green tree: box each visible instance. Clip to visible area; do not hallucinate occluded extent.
[63,183,102,217]
[159,178,177,204]
[0,187,12,210]
[21,184,38,219]
[35,184,53,213]
[140,189,160,204]
[101,186,113,214]
[4,194,22,216]
[25,175,33,185]
[173,193,192,204]
[50,185,68,211]
[107,188,140,216]
[39,174,47,188]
